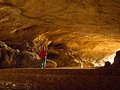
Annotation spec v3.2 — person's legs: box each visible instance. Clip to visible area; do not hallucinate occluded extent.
[40,59,44,68]
[42,56,46,68]
[41,58,46,69]
[43,59,46,68]
[44,60,46,68]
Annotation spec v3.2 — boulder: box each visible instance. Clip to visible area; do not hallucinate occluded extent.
[15,51,40,68]
[46,60,57,68]
[0,41,41,68]
[104,61,111,68]
[0,41,17,68]
[47,43,81,67]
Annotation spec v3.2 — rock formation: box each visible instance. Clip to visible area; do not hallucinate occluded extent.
[46,60,57,68]
[0,41,40,68]
[0,0,120,68]
[0,41,58,68]
[111,51,120,68]
[103,61,111,68]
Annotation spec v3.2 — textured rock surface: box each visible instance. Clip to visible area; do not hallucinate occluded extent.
[0,0,120,67]
[46,60,57,68]
[0,41,41,68]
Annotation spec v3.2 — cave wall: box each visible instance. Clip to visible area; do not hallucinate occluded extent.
[0,0,120,67]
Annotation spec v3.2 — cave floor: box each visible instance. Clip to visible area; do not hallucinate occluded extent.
[0,68,120,90]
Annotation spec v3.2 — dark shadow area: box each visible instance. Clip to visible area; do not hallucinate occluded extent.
[103,50,120,69]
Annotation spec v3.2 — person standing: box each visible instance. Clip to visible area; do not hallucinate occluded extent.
[39,47,47,69]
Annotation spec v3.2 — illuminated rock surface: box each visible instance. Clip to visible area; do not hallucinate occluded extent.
[0,0,120,67]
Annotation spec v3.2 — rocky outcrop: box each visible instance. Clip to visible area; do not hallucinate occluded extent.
[0,41,41,68]
[102,50,120,69]
[0,41,18,68]
[15,51,40,68]
[103,61,111,68]
[47,42,80,67]
[111,51,120,68]
[46,60,57,68]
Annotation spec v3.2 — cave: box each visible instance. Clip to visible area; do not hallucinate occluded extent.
[0,0,120,68]
[0,0,120,89]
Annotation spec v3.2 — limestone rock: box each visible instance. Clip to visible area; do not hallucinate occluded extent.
[0,0,120,68]
[0,41,41,68]
[46,60,57,68]
[15,51,40,68]
[47,42,81,67]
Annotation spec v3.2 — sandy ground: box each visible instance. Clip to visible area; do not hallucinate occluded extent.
[0,68,120,90]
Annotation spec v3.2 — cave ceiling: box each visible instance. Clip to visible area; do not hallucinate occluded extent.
[0,0,120,66]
